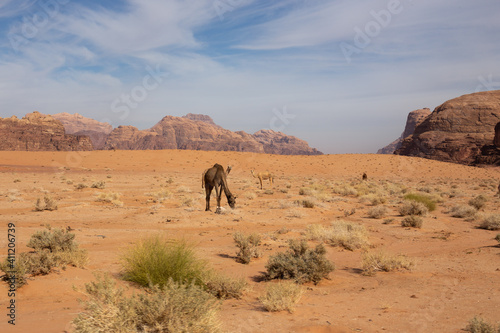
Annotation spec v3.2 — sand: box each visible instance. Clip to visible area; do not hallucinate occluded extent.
[0,150,499,333]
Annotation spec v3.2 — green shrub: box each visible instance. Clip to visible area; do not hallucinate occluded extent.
[259,280,303,313]
[401,215,423,228]
[233,232,262,264]
[34,195,58,211]
[306,221,369,251]
[403,193,436,211]
[478,214,500,231]
[27,227,77,252]
[121,236,208,288]
[398,200,428,216]
[468,195,488,210]
[265,239,335,284]
[73,274,221,333]
[362,252,415,276]
[464,316,500,333]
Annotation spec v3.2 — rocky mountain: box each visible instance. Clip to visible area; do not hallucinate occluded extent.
[378,108,431,154]
[104,114,322,155]
[0,111,93,151]
[395,90,500,165]
[52,113,113,149]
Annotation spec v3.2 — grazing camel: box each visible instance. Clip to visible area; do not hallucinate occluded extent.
[251,170,273,189]
[202,164,236,213]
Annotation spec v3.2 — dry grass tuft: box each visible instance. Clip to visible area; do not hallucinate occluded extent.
[367,206,388,219]
[259,280,304,313]
[399,200,428,216]
[96,192,123,206]
[401,215,423,228]
[233,232,262,264]
[478,214,500,231]
[464,316,500,333]
[362,252,415,276]
[306,221,370,251]
[35,195,58,211]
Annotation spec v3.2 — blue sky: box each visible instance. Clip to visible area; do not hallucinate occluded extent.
[1,0,499,154]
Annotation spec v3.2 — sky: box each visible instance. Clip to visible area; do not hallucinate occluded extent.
[0,0,499,154]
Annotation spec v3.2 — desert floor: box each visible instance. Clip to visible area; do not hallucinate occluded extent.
[0,150,499,333]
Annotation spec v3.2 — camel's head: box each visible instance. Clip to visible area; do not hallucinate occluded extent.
[228,194,236,209]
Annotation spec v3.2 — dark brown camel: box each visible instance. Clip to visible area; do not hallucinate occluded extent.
[202,164,236,213]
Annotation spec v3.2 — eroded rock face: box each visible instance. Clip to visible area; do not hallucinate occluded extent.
[395,91,500,164]
[0,112,93,151]
[495,122,500,147]
[52,113,113,149]
[104,114,322,155]
[378,108,431,154]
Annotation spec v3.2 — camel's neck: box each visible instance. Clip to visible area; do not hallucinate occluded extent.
[251,171,257,178]
[221,174,232,197]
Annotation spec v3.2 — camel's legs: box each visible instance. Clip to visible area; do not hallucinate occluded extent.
[205,185,213,211]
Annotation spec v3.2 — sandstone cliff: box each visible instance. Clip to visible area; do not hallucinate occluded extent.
[378,108,431,154]
[0,112,93,151]
[104,114,322,155]
[395,91,500,165]
[52,113,113,149]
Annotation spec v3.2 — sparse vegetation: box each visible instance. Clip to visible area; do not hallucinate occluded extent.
[73,274,221,333]
[75,183,88,190]
[265,239,335,284]
[478,214,500,231]
[147,189,172,203]
[401,215,423,228]
[96,192,123,206]
[259,280,304,313]
[205,273,247,300]
[469,195,488,210]
[449,205,478,219]
[398,200,428,216]
[34,195,58,211]
[306,221,369,251]
[233,232,262,264]
[121,236,208,288]
[464,316,500,333]
[362,252,415,276]
[367,206,388,219]
[403,193,436,211]
[90,181,106,189]
[495,234,500,245]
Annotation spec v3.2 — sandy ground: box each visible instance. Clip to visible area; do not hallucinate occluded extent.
[0,150,499,333]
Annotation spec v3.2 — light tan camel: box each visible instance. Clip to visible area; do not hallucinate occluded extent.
[251,170,273,189]
[202,164,235,213]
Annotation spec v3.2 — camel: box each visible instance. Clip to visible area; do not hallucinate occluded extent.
[251,170,273,189]
[202,164,236,213]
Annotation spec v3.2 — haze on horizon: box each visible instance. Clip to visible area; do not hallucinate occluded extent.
[0,0,499,154]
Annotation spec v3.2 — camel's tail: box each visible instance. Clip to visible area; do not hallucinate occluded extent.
[202,169,208,188]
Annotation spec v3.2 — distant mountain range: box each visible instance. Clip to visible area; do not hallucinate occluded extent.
[0,111,322,155]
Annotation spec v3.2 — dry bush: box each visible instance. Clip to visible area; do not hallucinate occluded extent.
[75,183,87,190]
[478,214,500,231]
[332,185,358,197]
[403,193,437,211]
[367,206,388,219]
[464,316,500,333]
[469,195,488,210]
[205,273,247,300]
[362,252,415,276]
[449,205,478,219]
[306,221,369,251]
[90,181,106,189]
[398,200,428,216]
[401,215,423,228]
[259,281,304,313]
[265,239,335,284]
[95,192,123,206]
[233,232,262,264]
[496,234,500,245]
[360,193,387,206]
[147,189,172,203]
[287,208,305,218]
[121,236,209,288]
[35,195,58,211]
[73,274,221,333]
[176,185,192,193]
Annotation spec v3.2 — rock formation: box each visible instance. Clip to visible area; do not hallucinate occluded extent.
[52,113,113,149]
[104,114,322,155]
[0,112,93,151]
[495,121,500,148]
[378,108,431,154]
[395,90,500,165]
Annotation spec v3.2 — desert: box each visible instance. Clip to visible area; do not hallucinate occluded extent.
[1,149,499,333]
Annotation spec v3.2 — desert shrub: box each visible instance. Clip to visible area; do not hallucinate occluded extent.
[0,227,87,287]
[301,199,315,208]
[464,316,500,333]
[360,193,387,206]
[496,234,500,245]
[75,183,88,190]
[403,193,436,212]
[401,215,423,228]
[259,280,304,313]
[398,200,428,216]
[233,232,261,264]
[478,214,500,231]
[34,195,58,211]
[368,206,388,219]
[95,192,123,206]
[332,185,358,196]
[121,236,208,288]
[205,273,247,300]
[73,274,221,333]
[306,221,369,251]
[449,205,478,219]
[147,189,171,203]
[362,252,415,276]
[469,195,488,210]
[90,181,106,189]
[265,239,335,284]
